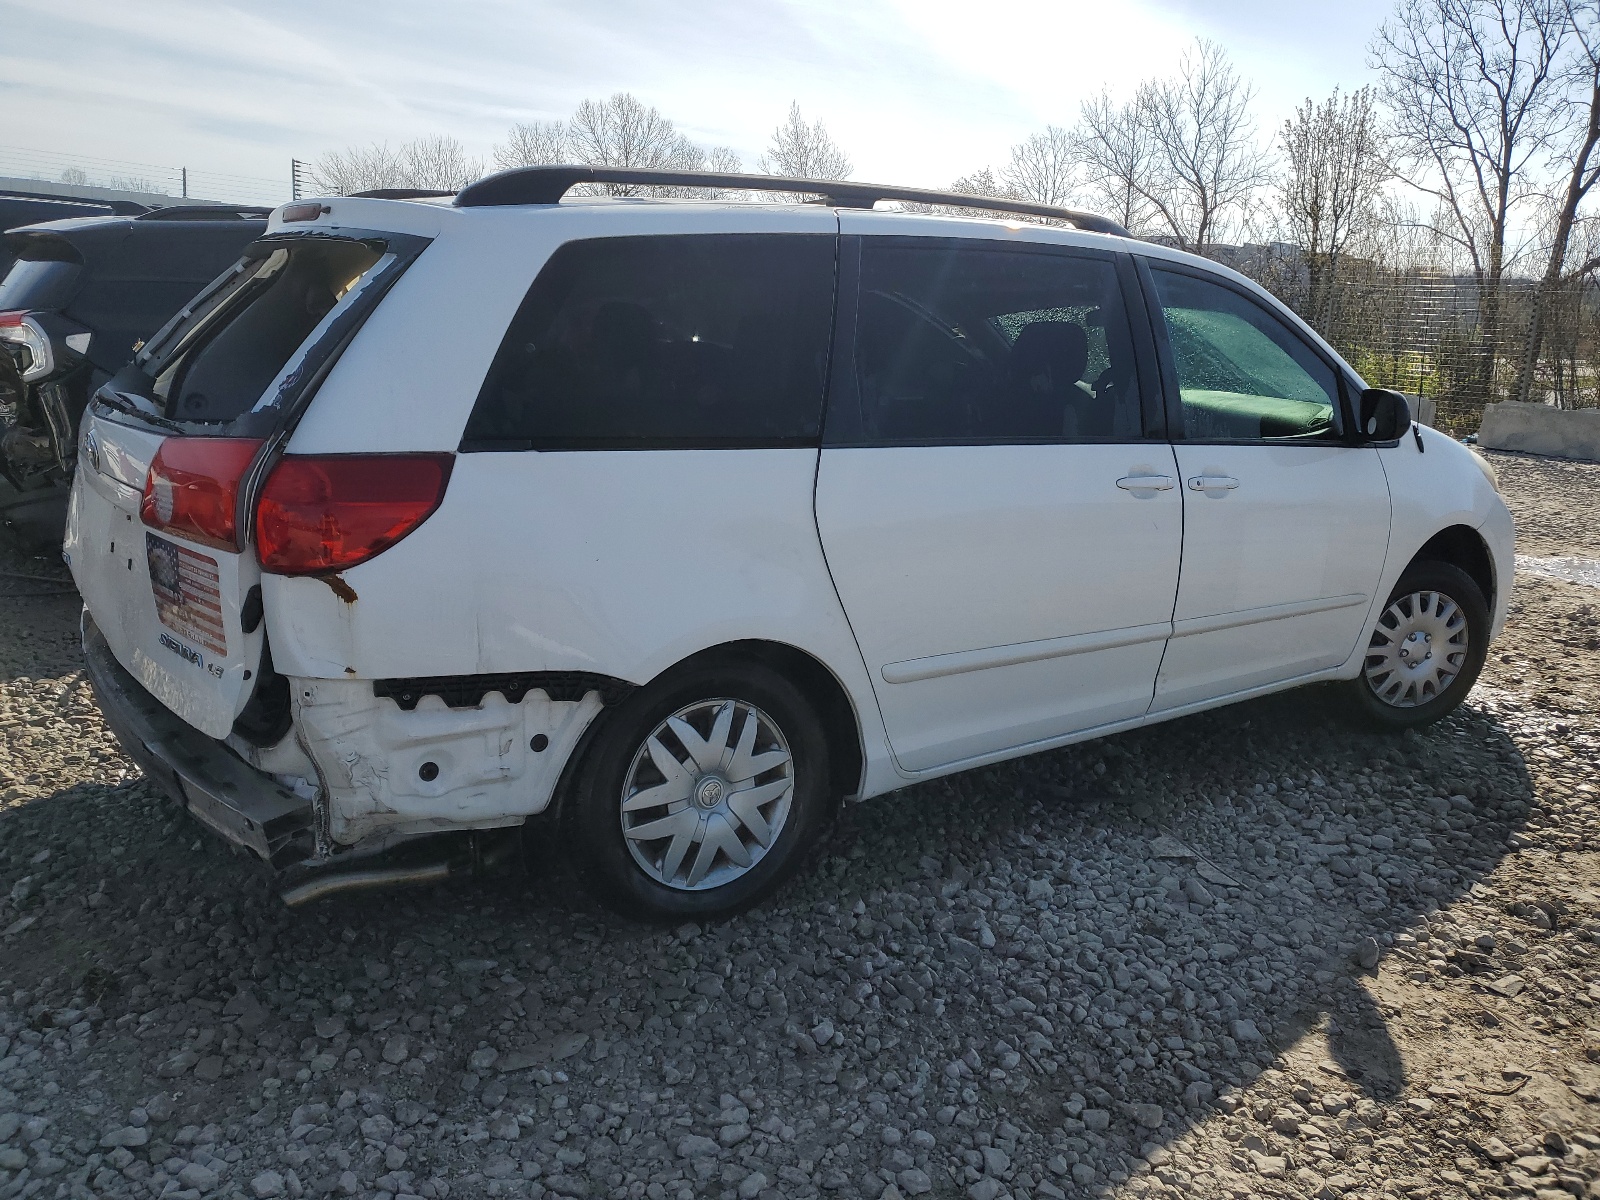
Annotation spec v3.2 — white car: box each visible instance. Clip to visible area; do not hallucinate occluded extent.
[67,167,1515,919]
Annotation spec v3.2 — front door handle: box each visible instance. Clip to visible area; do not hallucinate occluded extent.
[1187,475,1240,492]
[1116,474,1175,491]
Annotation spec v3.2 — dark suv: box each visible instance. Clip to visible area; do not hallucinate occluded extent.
[0,205,269,545]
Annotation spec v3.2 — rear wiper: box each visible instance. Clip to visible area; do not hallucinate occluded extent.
[93,387,183,432]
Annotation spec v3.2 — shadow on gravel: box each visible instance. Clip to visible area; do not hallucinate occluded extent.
[0,681,1535,1196]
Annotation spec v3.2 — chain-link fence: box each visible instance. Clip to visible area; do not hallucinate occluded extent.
[1227,246,1600,435]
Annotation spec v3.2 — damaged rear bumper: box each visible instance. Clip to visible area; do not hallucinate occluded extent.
[83,611,316,869]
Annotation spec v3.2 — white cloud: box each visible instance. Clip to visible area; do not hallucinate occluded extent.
[4,0,1390,202]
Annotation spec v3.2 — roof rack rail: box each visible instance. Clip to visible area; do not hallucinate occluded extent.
[137,205,272,222]
[349,188,457,200]
[452,166,1130,237]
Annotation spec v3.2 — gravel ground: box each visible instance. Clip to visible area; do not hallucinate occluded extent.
[0,450,1598,1200]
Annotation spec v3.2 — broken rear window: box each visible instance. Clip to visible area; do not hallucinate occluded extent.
[151,240,384,424]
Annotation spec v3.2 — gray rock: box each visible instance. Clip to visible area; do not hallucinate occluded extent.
[1132,1103,1164,1129]
[1182,878,1215,906]
[897,1168,933,1195]
[250,1171,286,1198]
[551,1032,589,1060]
[1232,1019,1263,1042]
[156,1050,198,1078]
[1081,1108,1111,1132]
[99,1125,149,1148]
[676,1134,720,1158]
[1356,937,1381,969]
[468,1047,499,1072]
[382,1035,410,1064]
[178,1164,219,1192]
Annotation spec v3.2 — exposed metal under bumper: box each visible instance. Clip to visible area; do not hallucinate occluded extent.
[82,613,316,869]
[279,862,453,907]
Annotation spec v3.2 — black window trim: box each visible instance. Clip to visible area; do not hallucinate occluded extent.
[458,231,842,454]
[1134,254,1360,447]
[820,234,1165,449]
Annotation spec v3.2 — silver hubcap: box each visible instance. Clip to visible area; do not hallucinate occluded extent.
[1364,589,1470,708]
[620,698,795,892]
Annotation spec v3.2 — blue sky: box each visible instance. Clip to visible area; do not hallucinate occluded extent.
[4,0,1395,201]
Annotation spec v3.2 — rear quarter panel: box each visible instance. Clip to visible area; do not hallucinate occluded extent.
[265,202,897,797]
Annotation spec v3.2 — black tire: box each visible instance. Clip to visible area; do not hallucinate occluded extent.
[1342,560,1490,730]
[563,661,834,920]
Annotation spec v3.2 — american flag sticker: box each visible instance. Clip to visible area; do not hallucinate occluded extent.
[146,533,228,658]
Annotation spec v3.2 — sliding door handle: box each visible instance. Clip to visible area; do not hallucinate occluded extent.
[1187,474,1240,492]
[1116,474,1175,492]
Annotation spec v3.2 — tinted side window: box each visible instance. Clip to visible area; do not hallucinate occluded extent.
[850,242,1142,444]
[464,235,837,449]
[1152,268,1342,441]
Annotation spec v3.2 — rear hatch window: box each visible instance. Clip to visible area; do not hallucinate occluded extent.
[0,235,85,313]
[146,239,384,426]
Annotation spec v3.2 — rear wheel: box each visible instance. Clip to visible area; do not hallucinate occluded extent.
[1343,561,1489,730]
[564,662,833,920]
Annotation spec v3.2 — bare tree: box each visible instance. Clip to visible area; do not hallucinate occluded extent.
[1076,90,1161,234]
[1000,126,1076,206]
[758,102,852,181]
[494,120,571,169]
[1074,41,1270,250]
[1373,0,1570,396]
[1142,40,1272,251]
[1279,87,1391,339]
[492,95,739,196]
[308,136,483,195]
[566,93,705,194]
[307,143,402,195]
[1518,1,1600,401]
[400,135,484,190]
[949,167,1006,197]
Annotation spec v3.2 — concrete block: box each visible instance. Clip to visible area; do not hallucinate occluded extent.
[1478,401,1600,461]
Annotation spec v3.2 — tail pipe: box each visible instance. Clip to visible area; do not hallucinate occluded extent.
[278,830,520,907]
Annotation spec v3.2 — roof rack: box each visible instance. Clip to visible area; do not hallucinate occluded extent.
[349,188,457,200]
[451,166,1131,237]
[137,205,272,222]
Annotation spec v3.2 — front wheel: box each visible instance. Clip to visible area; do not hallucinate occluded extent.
[1342,560,1489,730]
[563,662,834,920]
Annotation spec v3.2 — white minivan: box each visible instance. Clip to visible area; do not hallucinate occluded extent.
[66,167,1515,918]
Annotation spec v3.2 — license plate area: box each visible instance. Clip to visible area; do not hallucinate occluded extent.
[147,532,228,664]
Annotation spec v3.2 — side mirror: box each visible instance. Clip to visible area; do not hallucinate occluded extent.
[1357,388,1411,443]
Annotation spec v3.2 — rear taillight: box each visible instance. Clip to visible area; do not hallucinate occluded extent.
[255,454,453,576]
[0,311,53,380]
[141,438,264,551]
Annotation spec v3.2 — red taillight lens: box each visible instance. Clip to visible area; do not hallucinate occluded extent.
[140,438,264,551]
[255,454,453,576]
[0,311,25,327]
